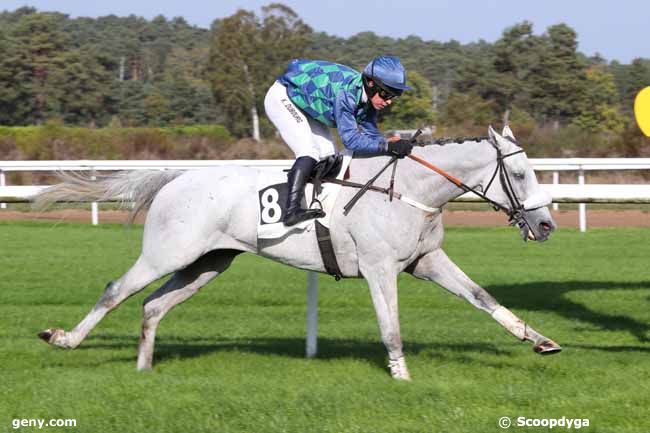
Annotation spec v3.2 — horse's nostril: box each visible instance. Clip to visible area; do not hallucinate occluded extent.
[540,222,552,233]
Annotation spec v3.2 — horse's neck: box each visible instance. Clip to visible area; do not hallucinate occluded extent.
[416,139,498,205]
[349,140,497,208]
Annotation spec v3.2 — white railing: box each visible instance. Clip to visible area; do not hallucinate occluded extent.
[523,158,650,231]
[1,158,649,359]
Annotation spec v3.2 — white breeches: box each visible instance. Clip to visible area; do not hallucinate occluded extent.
[264,81,336,162]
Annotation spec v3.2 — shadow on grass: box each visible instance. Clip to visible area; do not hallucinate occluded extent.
[487,280,650,342]
[81,334,518,370]
[72,333,650,374]
[155,337,517,369]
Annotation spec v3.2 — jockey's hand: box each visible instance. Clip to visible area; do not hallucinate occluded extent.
[387,139,413,158]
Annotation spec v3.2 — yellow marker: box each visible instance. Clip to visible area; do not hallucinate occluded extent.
[634,86,650,136]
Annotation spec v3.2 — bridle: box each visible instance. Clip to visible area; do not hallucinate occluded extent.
[407,140,541,231]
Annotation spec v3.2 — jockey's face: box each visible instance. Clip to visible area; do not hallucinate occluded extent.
[369,82,393,111]
[371,92,392,110]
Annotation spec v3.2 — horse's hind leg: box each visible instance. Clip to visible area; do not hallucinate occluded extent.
[408,249,561,354]
[39,255,168,349]
[137,249,241,371]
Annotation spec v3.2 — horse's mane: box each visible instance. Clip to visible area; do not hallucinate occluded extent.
[417,136,489,147]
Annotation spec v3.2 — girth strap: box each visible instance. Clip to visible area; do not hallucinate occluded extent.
[315,221,343,280]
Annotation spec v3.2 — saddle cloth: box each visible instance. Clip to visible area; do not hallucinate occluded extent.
[257,151,353,240]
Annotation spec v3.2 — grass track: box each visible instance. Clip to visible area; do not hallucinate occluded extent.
[1,221,649,433]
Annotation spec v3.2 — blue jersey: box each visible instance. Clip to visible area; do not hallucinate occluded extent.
[278,59,386,153]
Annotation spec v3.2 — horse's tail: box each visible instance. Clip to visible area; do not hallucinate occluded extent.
[32,170,184,223]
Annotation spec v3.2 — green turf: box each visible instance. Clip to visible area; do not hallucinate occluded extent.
[0,221,649,433]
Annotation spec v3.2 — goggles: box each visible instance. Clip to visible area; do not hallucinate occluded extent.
[376,85,402,101]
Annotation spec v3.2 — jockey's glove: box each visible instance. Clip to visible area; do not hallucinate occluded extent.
[387,139,413,158]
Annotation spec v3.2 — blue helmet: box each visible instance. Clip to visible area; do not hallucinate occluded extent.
[362,55,411,92]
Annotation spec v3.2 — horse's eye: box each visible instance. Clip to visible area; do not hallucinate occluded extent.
[512,172,525,180]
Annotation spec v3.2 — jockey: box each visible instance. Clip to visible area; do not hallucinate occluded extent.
[264,55,414,226]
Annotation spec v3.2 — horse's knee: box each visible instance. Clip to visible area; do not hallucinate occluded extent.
[98,280,121,308]
[141,296,166,329]
[143,304,161,323]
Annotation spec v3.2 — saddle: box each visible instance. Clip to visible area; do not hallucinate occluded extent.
[312,154,344,181]
[309,154,344,197]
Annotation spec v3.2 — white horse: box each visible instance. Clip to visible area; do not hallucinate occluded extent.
[36,126,561,380]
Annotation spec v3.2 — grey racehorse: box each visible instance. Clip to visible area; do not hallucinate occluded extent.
[36,125,561,380]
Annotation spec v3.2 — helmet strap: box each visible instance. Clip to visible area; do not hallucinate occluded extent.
[362,75,378,99]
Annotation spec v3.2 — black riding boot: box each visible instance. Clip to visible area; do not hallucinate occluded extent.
[284,156,325,226]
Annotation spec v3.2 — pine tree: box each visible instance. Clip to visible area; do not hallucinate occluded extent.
[532,24,587,126]
[48,48,117,125]
[0,28,33,124]
[11,12,71,123]
[207,4,312,139]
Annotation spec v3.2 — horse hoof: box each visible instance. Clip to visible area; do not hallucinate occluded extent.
[534,339,562,355]
[38,328,65,345]
[388,357,412,381]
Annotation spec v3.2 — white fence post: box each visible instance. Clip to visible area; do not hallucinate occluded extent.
[0,170,6,209]
[578,168,586,232]
[91,170,98,226]
[306,271,318,358]
[552,171,559,211]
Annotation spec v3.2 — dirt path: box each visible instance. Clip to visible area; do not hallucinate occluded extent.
[1,209,648,228]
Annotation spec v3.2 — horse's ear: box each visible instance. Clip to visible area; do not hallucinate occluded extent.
[488,125,497,140]
[488,125,500,149]
[502,124,516,141]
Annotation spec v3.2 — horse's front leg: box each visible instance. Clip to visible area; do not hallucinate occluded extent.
[408,249,561,354]
[361,261,411,380]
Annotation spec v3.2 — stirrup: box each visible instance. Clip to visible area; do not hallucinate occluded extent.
[283,208,325,226]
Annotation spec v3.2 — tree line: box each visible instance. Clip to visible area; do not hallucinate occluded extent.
[0,6,216,127]
[0,4,648,157]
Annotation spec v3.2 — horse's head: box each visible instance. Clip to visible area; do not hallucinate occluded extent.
[483,125,556,242]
